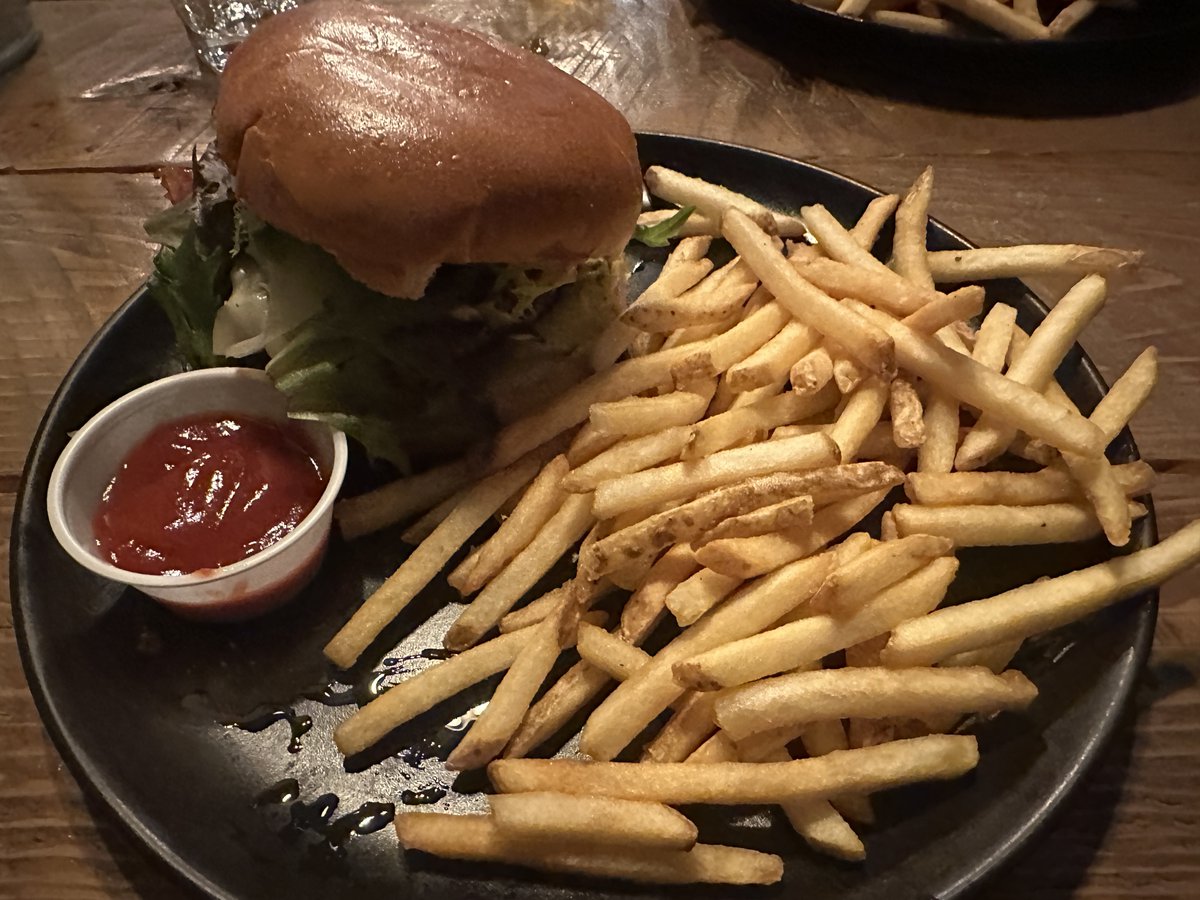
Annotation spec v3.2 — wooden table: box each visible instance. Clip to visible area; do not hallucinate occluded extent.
[2,1,1197,897]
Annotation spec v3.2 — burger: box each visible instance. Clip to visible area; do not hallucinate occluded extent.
[146,0,645,471]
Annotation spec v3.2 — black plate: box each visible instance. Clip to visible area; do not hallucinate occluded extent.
[707,0,1200,114]
[12,134,1156,900]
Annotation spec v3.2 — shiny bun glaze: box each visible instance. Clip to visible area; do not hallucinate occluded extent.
[214,0,642,298]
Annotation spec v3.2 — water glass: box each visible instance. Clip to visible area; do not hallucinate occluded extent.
[170,0,302,73]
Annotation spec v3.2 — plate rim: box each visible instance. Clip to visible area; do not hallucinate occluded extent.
[10,131,1159,900]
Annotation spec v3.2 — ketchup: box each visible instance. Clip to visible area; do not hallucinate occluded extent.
[93,413,326,576]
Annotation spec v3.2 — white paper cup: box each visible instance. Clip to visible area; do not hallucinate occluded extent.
[46,368,347,622]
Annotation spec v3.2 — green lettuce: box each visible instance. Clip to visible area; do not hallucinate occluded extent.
[143,153,621,472]
[632,205,695,248]
[143,149,237,368]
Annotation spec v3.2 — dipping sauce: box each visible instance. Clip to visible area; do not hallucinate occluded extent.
[93,413,326,576]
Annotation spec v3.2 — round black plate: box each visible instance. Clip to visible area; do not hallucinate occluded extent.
[708,0,1200,114]
[12,134,1156,900]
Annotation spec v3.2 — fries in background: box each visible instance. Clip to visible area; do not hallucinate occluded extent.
[320,162,1197,885]
[816,0,1140,40]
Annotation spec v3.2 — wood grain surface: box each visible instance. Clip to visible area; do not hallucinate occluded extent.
[1,1,1197,897]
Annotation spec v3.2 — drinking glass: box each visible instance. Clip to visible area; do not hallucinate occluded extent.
[169,0,302,73]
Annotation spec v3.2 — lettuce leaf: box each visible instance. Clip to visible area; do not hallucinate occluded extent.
[144,151,622,471]
[632,205,695,247]
[143,149,238,368]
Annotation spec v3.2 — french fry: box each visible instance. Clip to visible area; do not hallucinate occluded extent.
[660,310,743,352]
[450,455,571,595]
[687,725,865,859]
[336,458,474,540]
[724,209,896,377]
[666,568,744,626]
[583,475,817,577]
[1049,0,1098,37]
[715,667,1037,741]
[619,544,702,641]
[490,793,699,851]
[791,345,836,396]
[592,432,839,519]
[830,377,891,462]
[686,384,838,459]
[846,300,1105,457]
[868,9,960,33]
[794,718,875,825]
[892,166,935,290]
[1014,0,1041,21]
[918,360,960,476]
[575,622,651,681]
[889,376,926,449]
[492,734,981,803]
[882,519,1200,667]
[697,486,896,580]
[686,730,738,763]
[566,421,620,466]
[505,661,611,758]
[1055,347,1158,546]
[901,285,985,335]
[941,639,1025,674]
[605,259,714,358]
[759,745,867,862]
[563,426,692,493]
[905,461,1154,507]
[932,0,1051,39]
[625,259,759,333]
[591,239,712,371]
[445,492,595,650]
[697,495,815,545]
[1027,346,1158,462]
[891,500,1146,547]
[849,193,900,250]
[802,203,895,276]
[447,607,566,771]
[500,584,571,633]
[674,556,958,691]
[396,813,782,885]
[581,551,839,761]
[791,257,931,317]
[335,626,539,756]
[926,244,1141,282]
[399,486,469,545]
[727,320,821,392]
[324,456,541,669]
[506,547,698,757]
[645,165,806,236]
[972,302,1017,372]
[670,301,792,383]
[956,274,1107,470]
[643,691,720,763]
[491,334,741,469]
[831,348,867,394]
[810,534,954,617]
[588,383,714,438]
[836,0,872,15]
[880,508,899,541]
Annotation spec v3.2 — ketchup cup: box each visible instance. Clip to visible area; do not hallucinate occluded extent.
[46,368,348,622]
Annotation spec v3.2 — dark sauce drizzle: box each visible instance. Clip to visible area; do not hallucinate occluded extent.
[399,786,447,806]
[227,708,312,753]
[255,782,396,854]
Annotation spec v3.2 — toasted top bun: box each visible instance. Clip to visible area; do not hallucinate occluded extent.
[214,0,642,298]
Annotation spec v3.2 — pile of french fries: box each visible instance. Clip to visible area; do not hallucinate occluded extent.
[807,0,1132,39]
[325,163,1199,886]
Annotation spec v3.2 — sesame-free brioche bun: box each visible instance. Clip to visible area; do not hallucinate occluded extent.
[214,0,642,298]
